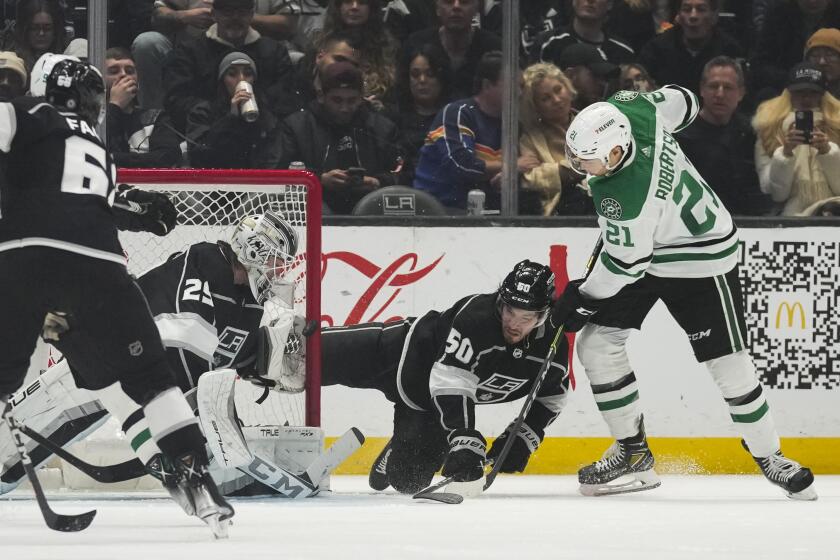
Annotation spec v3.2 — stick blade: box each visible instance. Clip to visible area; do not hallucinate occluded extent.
[413,492,464,505]
[47,508,97,532]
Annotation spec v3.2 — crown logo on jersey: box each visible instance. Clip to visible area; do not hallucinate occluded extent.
[600,197,623,220]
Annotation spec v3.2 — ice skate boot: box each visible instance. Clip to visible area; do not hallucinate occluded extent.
[146,453,195,517]
[579,426,660,496]
[742,440,817,501]
[368,440,392,491]
[176,453,235,539]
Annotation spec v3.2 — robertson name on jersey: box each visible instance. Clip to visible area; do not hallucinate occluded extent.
[0,97,122,263]
[582,86,739,301]
[398,293,569,432]
[138,241,264,391]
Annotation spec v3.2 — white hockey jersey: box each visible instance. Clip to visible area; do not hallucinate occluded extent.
[581,86,739,300]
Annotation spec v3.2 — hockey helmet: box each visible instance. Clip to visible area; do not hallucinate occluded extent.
[231,210,299,302]
[44,58,106,126]
[497,260,555,326]
[29,53,77,97]
[565,101,634,175]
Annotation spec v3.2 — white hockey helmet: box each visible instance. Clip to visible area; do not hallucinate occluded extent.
[29,53,79,97]
[565,102,634,175]
[230,211,299,302]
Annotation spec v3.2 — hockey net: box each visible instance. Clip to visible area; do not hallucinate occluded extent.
[116,169,323,431]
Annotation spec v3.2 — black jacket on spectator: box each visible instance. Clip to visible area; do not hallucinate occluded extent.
[676,112,771,216]
[539,26,636,67]
[639,25,743,94]
[163,25,297,132]
[275,101,402,214]
[384,0,438,44]
[751,1,840,96]
[385,107,436,185]
[107,105,182,168]
[404,28,501,101]
[186,96,278,170]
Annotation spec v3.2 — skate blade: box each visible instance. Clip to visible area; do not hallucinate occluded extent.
[787,485,818,501]
[579,470,661,497]
[205,515,231,540]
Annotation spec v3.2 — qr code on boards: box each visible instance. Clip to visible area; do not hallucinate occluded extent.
[739,240,840,390]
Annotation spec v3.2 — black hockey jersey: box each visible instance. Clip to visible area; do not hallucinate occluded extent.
[137,241,264,391]
[0,97,122,263]
[399,293,569,433]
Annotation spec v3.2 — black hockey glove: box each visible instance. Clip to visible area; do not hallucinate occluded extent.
[441,429,486,482]
[551,279,601,333]
[113,184,178,236]
[487,422,543,474]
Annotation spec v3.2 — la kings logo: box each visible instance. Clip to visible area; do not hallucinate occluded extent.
[600,197,623,219]
[213,326,250,368]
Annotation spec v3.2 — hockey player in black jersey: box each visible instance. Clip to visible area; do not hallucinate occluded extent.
[0,57,233,535]
[321,260,570,495]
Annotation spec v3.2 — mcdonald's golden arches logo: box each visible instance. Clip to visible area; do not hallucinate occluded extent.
[775,301,806,329]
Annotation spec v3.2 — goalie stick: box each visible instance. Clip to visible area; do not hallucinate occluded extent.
[2,403,96,532]
[18,423,147,483]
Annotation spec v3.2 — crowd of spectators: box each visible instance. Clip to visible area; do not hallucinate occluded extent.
[2,0,840,217]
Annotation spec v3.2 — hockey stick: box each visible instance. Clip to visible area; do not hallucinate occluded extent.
[19,424,147,483]
[412,459,496,504]
[2,403,96,532]
[483,237,604,491]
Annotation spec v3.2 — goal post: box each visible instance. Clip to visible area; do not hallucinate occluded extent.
[116,168,323,427]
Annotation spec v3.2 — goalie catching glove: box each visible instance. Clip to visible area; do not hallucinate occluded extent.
[487,422,543,473]
[113,184,178,236]
[252,314,315,393]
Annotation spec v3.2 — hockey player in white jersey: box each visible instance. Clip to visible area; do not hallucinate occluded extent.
[552,85,817,500]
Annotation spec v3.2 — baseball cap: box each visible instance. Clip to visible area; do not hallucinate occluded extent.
[787,62,826,93]
[557,43,619,79]
[218,51,258,80]
[214,0,255,10]
[320,61,364,94]
[805,28,840,56]
[0,51,26,84]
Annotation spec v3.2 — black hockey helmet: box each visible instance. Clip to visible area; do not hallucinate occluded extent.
[498,260,556,313]
[45,58,105,126]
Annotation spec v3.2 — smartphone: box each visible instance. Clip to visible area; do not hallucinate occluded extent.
[346,167,366,186]
[795,110,813,143]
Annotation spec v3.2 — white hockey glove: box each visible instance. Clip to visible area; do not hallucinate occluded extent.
[253,315,312,393]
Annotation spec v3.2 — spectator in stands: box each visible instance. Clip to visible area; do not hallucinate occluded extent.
[619,62,655,92]
[163,0,296,132]
[482,0,562,61]
[413,51,503,212]
[279,0,329,58]
[606,0,658,53]
[186,52,278,168]
[638,0,742,95]
[0,51,26,100]
[805,28,840,99]
[752,0,840,98]
[135,0,295,110]
[404,0,501,101]
[518,62,593,216]
[296,30,361,104]
[318,0,397,108]
[105,47,183,169]
[275,61,401,214]
[390,42,452,185]
[383,0,438,45]
[555,42,619,111]
[539,0,635,69]
[0,0,67,73]
[753,62,840,216]
[676,56,769,216]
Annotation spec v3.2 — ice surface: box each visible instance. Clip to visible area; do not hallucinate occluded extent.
[1,475,837,560]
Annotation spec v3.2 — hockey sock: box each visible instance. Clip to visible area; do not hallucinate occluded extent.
[143,387,205,461]
[122,409,161,465]
[590,371,642,440]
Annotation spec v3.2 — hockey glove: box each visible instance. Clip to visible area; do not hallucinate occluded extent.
[441,429,486,482]
[487,422,543,473]
[551,279,600,333]
[113,184,178,236]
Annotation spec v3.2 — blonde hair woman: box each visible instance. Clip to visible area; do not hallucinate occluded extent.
[519,63,592,215]
[753,63,840,215]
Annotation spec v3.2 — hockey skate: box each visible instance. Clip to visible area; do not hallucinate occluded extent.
[742,440,818,501]
[368,440,392,491]
[146,453,195,517]
[176,454,235,539]
[578,432,660,497]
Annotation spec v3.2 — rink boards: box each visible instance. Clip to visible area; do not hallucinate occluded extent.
[319,225,840,473]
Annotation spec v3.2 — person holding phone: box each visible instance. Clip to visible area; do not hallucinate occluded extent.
[753,62,840,215]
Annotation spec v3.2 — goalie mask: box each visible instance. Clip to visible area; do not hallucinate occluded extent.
[44,58,106,126]
[231,211,299,303]
[497,260,555,327]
